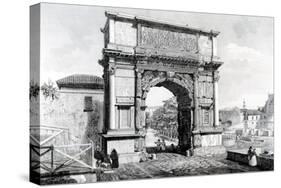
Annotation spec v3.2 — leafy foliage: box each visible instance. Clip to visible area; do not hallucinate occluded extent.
[85,100,101,147]
[41,80,59,100]
[219,107,241,125]
[151,97,178,138]
[30,80,40,99]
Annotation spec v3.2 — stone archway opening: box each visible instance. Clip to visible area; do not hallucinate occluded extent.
[145,86,179,148]
[142,79,193,153]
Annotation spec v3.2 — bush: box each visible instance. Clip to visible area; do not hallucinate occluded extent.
[41,80,59,100]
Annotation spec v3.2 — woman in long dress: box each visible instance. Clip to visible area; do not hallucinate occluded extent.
[249,148,257,167]
[110,149,119,169]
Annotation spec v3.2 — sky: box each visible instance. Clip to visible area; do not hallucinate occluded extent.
[39,3,274,109]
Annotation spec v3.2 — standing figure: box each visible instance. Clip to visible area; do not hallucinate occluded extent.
[110,149,119,168]
[155,139,162,152]
[171,143,176,153]
[161,139,166,152]
[247,146,253,159]
[249,148,258,167]
[94,145,104,167]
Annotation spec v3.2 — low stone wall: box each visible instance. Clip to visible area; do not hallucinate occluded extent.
[146,145,226,156]
[146,146,177,153]
[193,146,226,156]
[227,150,274,170]
[222,139,236,147]
[118,152,141,164]
[227,150,249,164]
[258,155,274,170]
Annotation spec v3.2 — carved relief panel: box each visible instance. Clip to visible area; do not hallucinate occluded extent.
[198,75,213,99]
[140,26,197,53]
[114,68,135,130]
[200,108,213,127]
[197,74,214,127]
[115,68,135,99]
[140,70,194,98]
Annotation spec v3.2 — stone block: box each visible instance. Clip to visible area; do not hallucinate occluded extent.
[222,139,236,147]
[193,145,226,156]
[114,21,137,46]
[107,139,135,154]
[227,149,274,170]
[118,152,141,164]
[201,134,222,147]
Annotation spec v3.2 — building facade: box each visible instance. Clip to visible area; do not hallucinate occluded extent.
[31,74,104,146]
[241,94,274,136]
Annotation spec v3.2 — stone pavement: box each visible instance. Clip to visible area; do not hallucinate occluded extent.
[97,153,261,182]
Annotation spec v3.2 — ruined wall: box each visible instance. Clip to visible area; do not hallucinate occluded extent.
[30,88,104,145]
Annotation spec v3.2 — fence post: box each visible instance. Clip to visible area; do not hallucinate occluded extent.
[89,139,96,169]
[51,145,54,173]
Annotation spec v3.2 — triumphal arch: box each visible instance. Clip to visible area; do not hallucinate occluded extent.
[99,11,224,163]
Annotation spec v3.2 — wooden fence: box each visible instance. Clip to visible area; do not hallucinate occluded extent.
[30,125,95,176]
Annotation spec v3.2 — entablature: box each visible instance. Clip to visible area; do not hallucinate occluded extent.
[101,11,223,69]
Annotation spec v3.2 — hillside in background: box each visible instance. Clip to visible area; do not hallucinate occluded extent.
[219,107,242,125]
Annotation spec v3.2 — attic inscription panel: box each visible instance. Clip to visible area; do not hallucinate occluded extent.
[140,26,197,53]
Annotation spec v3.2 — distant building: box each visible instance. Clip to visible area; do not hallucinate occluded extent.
[241,108,263,130]
[40,74,104,145]
[241,94,274,136]
[219,94,274,135]
[264,94,274,115]
[219,107,242,128]
[257,94,274,131]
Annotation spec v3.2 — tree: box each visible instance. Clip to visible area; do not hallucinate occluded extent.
[41,80,59,100]
[85,100,101,146]
[151,97,178,138]
[219,107,241,125]
[30,80,40,99]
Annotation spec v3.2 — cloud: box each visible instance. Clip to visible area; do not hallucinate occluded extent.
[232,18,260,38]
[225,43,264,62]
[40,4,105,83]
[38,4,273,109]
[219,43,273,109]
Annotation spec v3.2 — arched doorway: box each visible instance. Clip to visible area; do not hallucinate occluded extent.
[145,87,178,148]
[140,70,194,152]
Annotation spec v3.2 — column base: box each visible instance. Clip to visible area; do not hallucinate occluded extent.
[192,127,225,156]
[101,133,142,163]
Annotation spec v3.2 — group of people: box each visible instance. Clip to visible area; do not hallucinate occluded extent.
[155,139,166,152]
[94,146,119,169]
[247,146,258,167]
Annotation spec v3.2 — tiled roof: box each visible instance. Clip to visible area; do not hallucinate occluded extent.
[241,109,264,115]
[56,74,104,89]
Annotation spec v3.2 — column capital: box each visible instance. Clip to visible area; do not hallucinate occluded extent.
[193,72,200,81]
[213,71,220,82]
[135,68,144,75]
[108,63,116,75]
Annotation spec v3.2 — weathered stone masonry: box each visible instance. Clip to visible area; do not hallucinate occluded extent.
[99,11,224,162]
